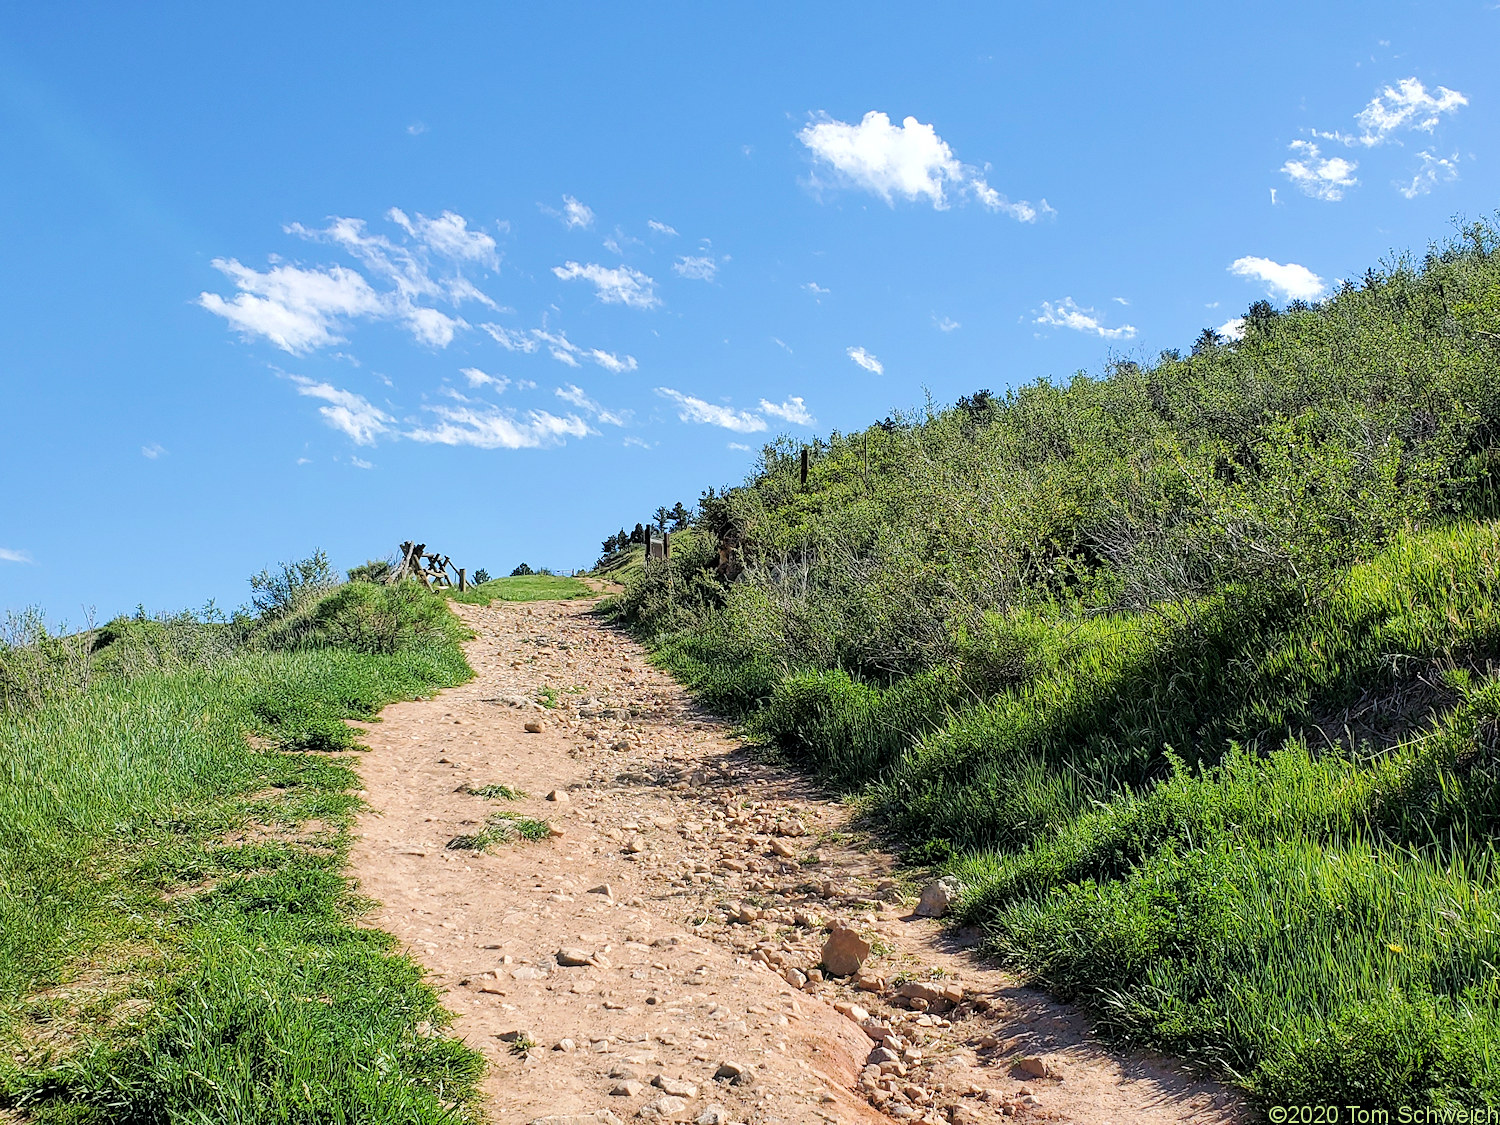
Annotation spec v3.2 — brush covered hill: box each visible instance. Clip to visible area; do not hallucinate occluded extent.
[611,220,1500,1109]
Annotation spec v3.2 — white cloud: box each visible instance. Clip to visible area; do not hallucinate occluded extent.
[556,383,629,426]
[141,443,166,459]
[771,337,793,353]
[533,329,582,367]
[0,547,32,564]
[481,323,540,352]
[291,377,394,445]
[1112,297,1130,306]
[401,304,465,348]
[1218,317,1247,342]
[799,110,1046,219]
[406,403,591,449]
[673,255,718,281]
[656,388,767,433]
[349,456,374,470]
[935,316,960,332]
[759,396,815,426]
[847,346,884,374]
[1281,141,1359,201]
[205,208,506,356]
[1033,298,1137,340]
[461,367,509,392]
[648,220,678,236]
[198,259,383,353]
[387,208,498,266]
[1399,150,1460,198]
[803,282,830,296]
[290,213,494,328]
[1229,256,1326,302]
[727,442,752,452]
[560,195,594,229]
[553,261,659,309]
[1353,78,1467,145]
[623,436,652,449]
[406,122,427,136]
[589,348,638,373]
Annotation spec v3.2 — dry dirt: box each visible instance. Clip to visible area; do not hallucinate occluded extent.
[347,597,1246,1125]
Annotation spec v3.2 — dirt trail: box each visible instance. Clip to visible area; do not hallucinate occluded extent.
[348,598,1244,1125]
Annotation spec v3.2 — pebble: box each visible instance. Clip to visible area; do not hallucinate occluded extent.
[547,789,570,803]
[524,721,544,734]
[556,947,594,966]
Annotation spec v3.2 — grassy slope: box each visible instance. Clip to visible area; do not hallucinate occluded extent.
[447,572,593,605]
[0,588,484,1123]
[611,222,1500,1110]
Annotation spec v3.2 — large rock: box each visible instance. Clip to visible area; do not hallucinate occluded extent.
[915,876,962,918]
[820,924,872,977]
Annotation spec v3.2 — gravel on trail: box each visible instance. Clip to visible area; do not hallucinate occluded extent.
[347,598,1245,1125]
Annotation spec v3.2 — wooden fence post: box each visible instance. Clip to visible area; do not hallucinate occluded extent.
[458,568,467,592]
[800,446,809,486]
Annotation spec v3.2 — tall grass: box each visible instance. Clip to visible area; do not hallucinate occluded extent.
[607,220,1500,1109]
[0,579,483,1122]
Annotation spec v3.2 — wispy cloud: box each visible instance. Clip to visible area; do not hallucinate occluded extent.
[760,396,815,426]
[0,548,32,564]
[406,404,591,449]
[656,388,767,433]
[934,316,960,332]
[847,346,884,374]
[1399,151,1460,198]
[553,261,659,309]
[727,442,752,452]
[541,194,596,230]
[349,456,375,469]
[648,219,678,236]
[204,208,507,354]
[556,383,629,426]
[673,255,718,282]
[290,376,394,445]
[1229,256,1325,302]
[589,348,637,373]
[1034,298,1137,340]
[461,366,509,392]
[1348,78,1468,146]
[141,443,167,459]
[1282,141,1359,201]
[199,259,383,353]
[803,282,829,297]
[799,110,1049,220]
[481,324,539,352]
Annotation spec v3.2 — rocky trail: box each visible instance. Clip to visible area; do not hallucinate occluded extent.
[347,597,1245,1125]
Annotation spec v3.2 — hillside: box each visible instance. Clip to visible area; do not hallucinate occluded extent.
[609,219,1500,1109]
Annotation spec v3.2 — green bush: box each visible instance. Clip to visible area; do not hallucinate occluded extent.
[609,219,1500,1108]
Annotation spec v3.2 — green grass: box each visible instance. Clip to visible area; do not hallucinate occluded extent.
[445,811,551,850]
[0,585,485,1122]
[608,221,1500,1111]
[446,573,593,605]
[464,783,526,800]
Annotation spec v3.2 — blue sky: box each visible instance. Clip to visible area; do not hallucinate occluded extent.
[2,2,1496,622]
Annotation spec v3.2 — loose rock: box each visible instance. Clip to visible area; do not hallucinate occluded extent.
[915,876,962,918]
[820,924,872,977]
